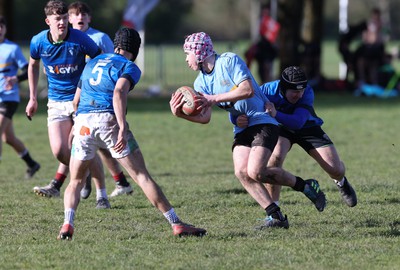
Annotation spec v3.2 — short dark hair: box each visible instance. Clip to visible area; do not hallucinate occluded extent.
[0,15,7,26]
[68,1,91,16]
[44,0,68,16]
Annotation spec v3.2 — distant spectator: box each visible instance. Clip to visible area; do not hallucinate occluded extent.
[245,3,280,83]
[355,7,386,88]
[338,21,367,87]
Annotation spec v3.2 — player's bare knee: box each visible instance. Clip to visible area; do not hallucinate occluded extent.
[327,164,345,179]
[247,168,265,183]
[268,155,284,167]
[234,168,248,181]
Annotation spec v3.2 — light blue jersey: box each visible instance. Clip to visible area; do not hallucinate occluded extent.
[76,53,141,115]
[0,39,27,102]
[85,27,114,53]
[194,52,278,134]
[30,28,100,101]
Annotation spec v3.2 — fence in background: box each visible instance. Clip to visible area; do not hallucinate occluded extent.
[27,42,244,98]
[134,42,245,95]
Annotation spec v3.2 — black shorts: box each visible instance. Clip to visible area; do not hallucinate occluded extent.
[0,101,19,119]
[232,124,279,152]
[279,125,333,152]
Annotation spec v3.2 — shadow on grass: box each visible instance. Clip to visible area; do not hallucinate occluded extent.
[153,170,232,178]
[217,188,248,195]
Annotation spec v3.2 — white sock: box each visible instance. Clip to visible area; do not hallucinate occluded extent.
[64,208,75,227]
[274,201,279,206]
[334,177,345,187]
[96,188,108,200]
[18,149,28,158]
[163,208,181,225]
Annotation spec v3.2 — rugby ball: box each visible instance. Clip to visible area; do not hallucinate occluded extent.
[175,86,202,116]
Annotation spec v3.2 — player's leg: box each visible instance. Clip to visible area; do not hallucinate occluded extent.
[0,102,40,177]
[116,146,206,237]
[309,145,357,207]
[0,113,6,159]
[233,144,288,229]
[245,124,326,213]
[89,153,110,209]
[1,117,41,178]
[81,148,132,199]
[58,157,91,240]
[59,115,104,240]
[265,136,292,204]
[33,120,73,197]
[48,120,73,165]
[233,145,275,208]
[298,126,357,207]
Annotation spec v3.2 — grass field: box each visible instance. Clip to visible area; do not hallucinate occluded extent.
[0,94,399,270]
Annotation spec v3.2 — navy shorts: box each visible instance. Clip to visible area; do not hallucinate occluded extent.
[0,101,19,119]
[280,125,334,152]
[232,124,279,152]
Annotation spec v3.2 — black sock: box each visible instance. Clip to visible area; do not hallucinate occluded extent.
[21,152,37,167]
[265,203,283,220]
[114,172,129,187]
[292,176,306,192]
[51,179,63,190]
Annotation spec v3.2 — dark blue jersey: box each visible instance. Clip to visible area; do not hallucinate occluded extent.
[30,28,100,101]
[260,80,323,129]
[76,53,141,115]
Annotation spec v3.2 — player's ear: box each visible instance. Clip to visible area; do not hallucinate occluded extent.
[45,18,50,26]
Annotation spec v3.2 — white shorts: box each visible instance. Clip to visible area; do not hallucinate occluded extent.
[47,100,75,126]
[71,113,139,161]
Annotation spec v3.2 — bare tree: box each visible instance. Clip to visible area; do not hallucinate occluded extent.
[277,0,324,81]
[277,0,304,71]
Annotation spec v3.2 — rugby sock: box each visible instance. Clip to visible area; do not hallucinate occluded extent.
[53,173,67,189]
[64,208,75,227]
[113,172,129,187]
[163,208,181,225]
[265,203,284,220]
[19,149,36,167]
[292,176,306,192]
[96,188,108,200]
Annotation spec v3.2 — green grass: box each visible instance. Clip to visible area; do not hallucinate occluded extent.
[1,94,400,270]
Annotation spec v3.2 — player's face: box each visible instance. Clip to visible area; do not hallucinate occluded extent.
[46,13,69,38]
[285,89,304,104]
[0,23,6,43]
[69,12,91,32]
[185,52,199,71]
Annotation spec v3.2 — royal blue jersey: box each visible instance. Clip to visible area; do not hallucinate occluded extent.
[30,28,100,101]
[0,39,28,102]
[260,80,323,128]
[76,53,141,115]
[194,52,277,134]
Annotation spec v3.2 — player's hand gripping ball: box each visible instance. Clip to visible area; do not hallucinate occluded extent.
[175,86,202,116]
